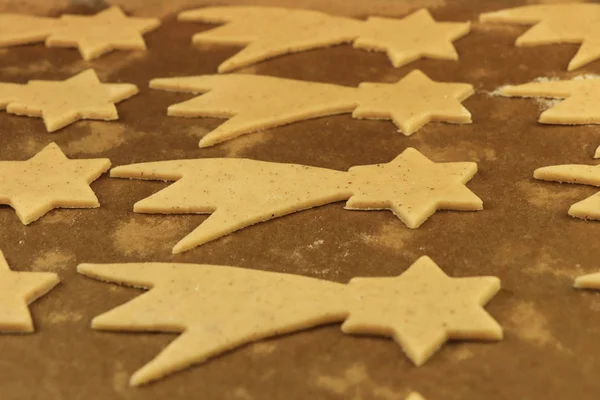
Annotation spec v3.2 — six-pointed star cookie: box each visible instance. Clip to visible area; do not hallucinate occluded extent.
[0,142,111,224]
[78,256,501,385]
[150,71,474,147]
[46,6,160,60]
[534,161,600,220]
[178,6,469,72]
[499,77,600,125]
[480,4,600,71]
[0,69,138,132]
[354,69,474,135]
[354,9,471,67]
[0,250,59,333]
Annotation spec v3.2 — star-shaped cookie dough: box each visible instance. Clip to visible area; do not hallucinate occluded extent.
[354,9,470,67]
[480,4,600,71]
[178,7,470,72]
[499,77,600,125]
[346,148,482,228]
[0,250,59,333]
[0,69,138,132]
[0,142,111,224]
[354,70,473,135]
[575,272,600,290]
[78,256,501,385]
[343,256,502,366]
[150,71,474,147]
[110,148,482,253]
[534,161,600,220]
[0,7,159,60]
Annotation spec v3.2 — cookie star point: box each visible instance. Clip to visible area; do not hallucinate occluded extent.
[0,251,59,333]
[0,142,111,224]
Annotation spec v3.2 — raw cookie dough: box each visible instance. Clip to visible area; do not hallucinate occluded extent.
[595,146,600,159]
[0,69,138,131]
[0,142,111,224]
[0,6,160,60]
[534,161,600,220]
[0,250,59,333]
[480,4,600,71]
[110,148,483,253]
[499,77,600,125]
[179,7,470,73]
[575,272,600,290]
[78,256,502,386]
[150,70,474,147]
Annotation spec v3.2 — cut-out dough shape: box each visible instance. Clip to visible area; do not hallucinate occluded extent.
[178,7,470,73]
[0,69,138,132]
[150,70,474,147]
[595,145,600,159]
[78,256,502,386]
[0,250,59,333]
[0,7,160,60]
[480,4,600,71]
[111,147,482,253]
[575,272,600,290]
[407,394,426,400]
[534,160,600,220]
[0,142,111,224]
[499,77,600,125]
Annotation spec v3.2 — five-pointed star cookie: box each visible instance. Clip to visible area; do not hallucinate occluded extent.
[78,256,501,385]
[150,71,474,147]
[178,6,470,72]
[110,148,482,253]
[499,77,600,125]
[0,250,59,333]
[534,161,600,220]
[0,69,138,132]
[0,142,111,224]
[0,7,160,60]
[480,4,600,71]
[46,6,160,60]
[575,272,600,290]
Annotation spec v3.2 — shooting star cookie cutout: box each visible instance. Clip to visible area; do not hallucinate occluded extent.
[110,148,483,254]
[534,158,600,220]
[150,71,474,147]
[178,7,469,73]
[78,256,502,386]
[480,4,600,71]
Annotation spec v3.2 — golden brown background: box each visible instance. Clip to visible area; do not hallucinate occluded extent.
[1,0,600,399]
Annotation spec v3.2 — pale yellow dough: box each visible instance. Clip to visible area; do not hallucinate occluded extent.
[534,162,600,220]
[575,273,600,290]
[0,7,160,60]
[500,78,600,125]
[150,70,473,147]
[78,256,502,386]
[110,147,482,254]
[179,7,470,73]
[0,142,111,224]
[480,4,600,71]
[0,69,138,132]
[406,394,426,400]
[0,250,59,333]
[595,146,600,159]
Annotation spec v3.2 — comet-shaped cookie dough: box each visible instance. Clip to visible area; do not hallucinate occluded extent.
[178,7,470,73]
[78,256,502,386]
[534,161,600,220]
[150,71,474,147]
[498,77,600,125]
[111,148,483,254]
[480,4,600,71]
